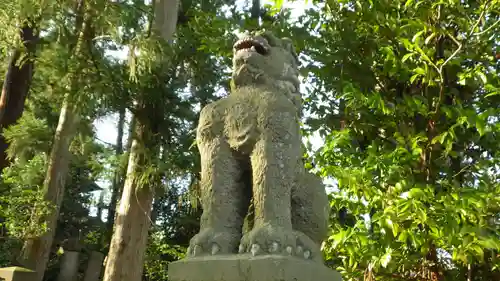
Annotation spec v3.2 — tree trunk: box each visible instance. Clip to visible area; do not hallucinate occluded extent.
[154,0,180,42]
[251,0,260,23]
[18,9,92,280]
[125,114,136,154]
[97,191,105,221]
[0,21,38,174]
[425,243,442,281]
[102,123,156,281]
[19,96,80,281]
[149,145,167,225]
[150,198,161,226]
[102,1,179,280]
[106,107,126,237]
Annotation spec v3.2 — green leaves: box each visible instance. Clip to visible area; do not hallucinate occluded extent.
[271,0,284,10]
[0,154,53,239]
[308,0,500,280]
[380,248,392,268]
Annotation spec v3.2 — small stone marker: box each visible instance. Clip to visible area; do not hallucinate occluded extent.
[0,267,36,281]
[57,250,80,281]
[83,251,105,281]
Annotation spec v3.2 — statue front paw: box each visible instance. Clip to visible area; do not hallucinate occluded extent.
[238,223,297,256]
[187,228,241,257]
[294,230,323,262]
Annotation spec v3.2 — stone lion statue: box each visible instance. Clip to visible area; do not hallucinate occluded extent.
[187,30,329,263]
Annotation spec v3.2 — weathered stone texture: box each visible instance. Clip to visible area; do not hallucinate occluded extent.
[169,30,341,281]
[188,30,329,262]
[0,267,36,281]
[169,255,342,281]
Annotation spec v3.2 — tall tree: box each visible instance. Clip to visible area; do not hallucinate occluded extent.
[102,0,180,280]
[105,107,126,241]
[251,0,260,24]
[18,5,95,280]
[0,21,38,174]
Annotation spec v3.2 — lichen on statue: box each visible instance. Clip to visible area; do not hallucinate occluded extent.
[230,30,302,112]
[188,30,329,263]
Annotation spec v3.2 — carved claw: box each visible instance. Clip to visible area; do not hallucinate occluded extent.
[304,250,311,259]
[239,224,297,257]
[238,244,245,254]
[193,245,202,256]
[286,246,293,255]
[188,228,240,257]
[211,244,220,255]
[269,242,279,253]
[294,230,322,262]
[296,245,303,255]
[251,244,261,256]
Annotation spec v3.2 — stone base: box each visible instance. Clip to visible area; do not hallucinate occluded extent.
[168,254,342,281]
[0,267,35,281]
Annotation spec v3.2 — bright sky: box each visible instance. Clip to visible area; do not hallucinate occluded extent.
[92,0,332,216]
[96,0,319,147]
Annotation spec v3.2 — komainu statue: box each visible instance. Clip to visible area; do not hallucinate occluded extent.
[188,30,329,263]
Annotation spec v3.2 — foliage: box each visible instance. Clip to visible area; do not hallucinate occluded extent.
[0,153,52,239]
[0,238,22,267]
[144,232,186,281]
[287,0,500,280]
[3,111,53,163]
[1,0,499,280]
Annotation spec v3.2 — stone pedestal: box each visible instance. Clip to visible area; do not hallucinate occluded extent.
[0,267,35,281]
[83,251,105,281]
[168,254,342,281]
[57,250,80,281]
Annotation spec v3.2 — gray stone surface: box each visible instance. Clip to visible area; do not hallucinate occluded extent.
[188,29,329,263]
[0,267,35,281]
[83,251,105,281]
[57,251,80,281]
[172,29,342,281]
[168,254,342,281]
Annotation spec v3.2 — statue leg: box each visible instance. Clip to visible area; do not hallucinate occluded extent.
[188,137,247,257]
[291,171,330,262]
[239,111,302,256]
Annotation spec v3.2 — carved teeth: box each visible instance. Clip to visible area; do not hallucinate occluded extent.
[233,37,269,55]
[232,37,253,48]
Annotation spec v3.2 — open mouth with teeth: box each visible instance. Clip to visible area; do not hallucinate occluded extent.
[233,38,269,56]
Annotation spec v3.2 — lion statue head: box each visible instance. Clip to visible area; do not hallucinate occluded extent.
[231,30,301,109]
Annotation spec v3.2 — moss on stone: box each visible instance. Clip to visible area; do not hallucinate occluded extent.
[188,30,329,264]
